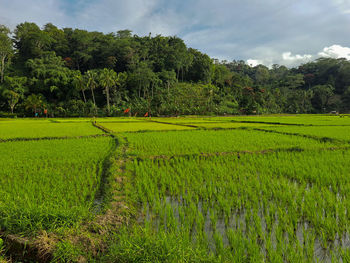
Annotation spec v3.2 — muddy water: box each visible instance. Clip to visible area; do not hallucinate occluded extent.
[137,196,349,262]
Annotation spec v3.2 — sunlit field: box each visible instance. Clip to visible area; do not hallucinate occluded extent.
[0,119,103,139]
[1,115,350,262]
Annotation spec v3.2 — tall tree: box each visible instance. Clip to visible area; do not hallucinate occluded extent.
[85,70,98,114]
[43,23,69,58]
[158,70,177,94]
[99,68,119,115]
[0,25,13,83]
[311,84,334,112]
[1,76,27,113]
[26,52,72,102]
[72,71,87,103]
[186,48,212,84]
[13,22,53,61]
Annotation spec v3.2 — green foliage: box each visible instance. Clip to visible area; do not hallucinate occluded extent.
[1,75,27,113]
[13,22,53,60]
[215,95,239,115]
[26,52,74,101]
[99,68,120,115]
[186,48,212,84]
[24,93,45,114]
[311,84,335,112]
[0,25,13,83]
[2,21,350,116]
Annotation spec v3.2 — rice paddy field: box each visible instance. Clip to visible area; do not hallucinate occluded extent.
[98,121,194,133]
[0,119,104,139]
[1,114,350,262]
[0,137,113,233]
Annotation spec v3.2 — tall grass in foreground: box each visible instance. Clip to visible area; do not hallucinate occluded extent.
[0,137,113,234]
[107,150,350,262]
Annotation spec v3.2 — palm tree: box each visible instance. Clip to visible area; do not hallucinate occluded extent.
[99,68,119,115]
[73,71,87,103]
[86,70,98,115]
[24,94,44,116]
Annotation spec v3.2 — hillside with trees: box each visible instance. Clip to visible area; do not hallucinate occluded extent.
[0,22,349,117]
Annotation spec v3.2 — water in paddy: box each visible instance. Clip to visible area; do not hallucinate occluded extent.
[138,196,349,262]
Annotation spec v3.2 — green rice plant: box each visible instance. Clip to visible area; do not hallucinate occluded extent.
[150,117,218,123]
[196,122,279,129]
[124,129,336,157]
[5,115,349,261]
[114,147,350,262]
[104,225,217,263]
[97,121,195,133]
[207,114,350,126]
[0,137,113,233]
[213,230,224,256]
[0,120,103,139]
[226,229,248,262]
[260,125,350,142]
[96,117,145,122]
[50,118,93,123]
[340,248,350,263]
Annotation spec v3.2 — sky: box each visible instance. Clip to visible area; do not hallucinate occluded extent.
[1,0,350,67]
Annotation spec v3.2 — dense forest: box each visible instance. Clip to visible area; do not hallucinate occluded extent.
[0,22,349,117]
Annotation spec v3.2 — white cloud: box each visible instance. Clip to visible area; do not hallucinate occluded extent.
[247,59,264,67]
[318,44,350,59]
[246,45,350,68]
[282,52,312,61]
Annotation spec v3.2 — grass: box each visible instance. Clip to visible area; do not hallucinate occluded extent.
[124,129,336,157]
[1,115,350,262]
[150,117,221,123]
[96,117,146,122]
[150,115,350,125]
[0,120,103,139]
[206,115,350,126]
[0,137,113,234]
[195,122,279,129]
[97,121,194,133]
[50,118,93,123]
[259,125,350,142]
[109,149,350,262]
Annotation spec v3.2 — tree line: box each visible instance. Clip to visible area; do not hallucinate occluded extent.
[0,22,349,117]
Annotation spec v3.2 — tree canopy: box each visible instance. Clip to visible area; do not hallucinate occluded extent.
[0,22,349,117]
